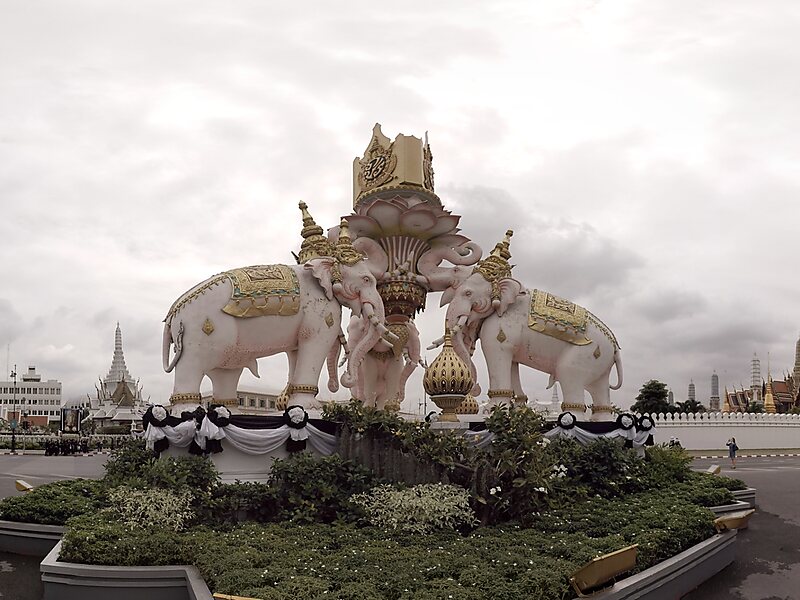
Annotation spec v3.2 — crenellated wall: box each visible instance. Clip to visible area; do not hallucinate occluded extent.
[645,412,800,451]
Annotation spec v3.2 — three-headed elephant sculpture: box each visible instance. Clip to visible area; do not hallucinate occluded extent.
[162,231,394,411]
[430,231,622,421]
[344,315,423,410]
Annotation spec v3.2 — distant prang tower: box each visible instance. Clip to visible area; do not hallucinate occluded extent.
[688,380,696,402]
[751,353,762,404]
[709,372,720,411]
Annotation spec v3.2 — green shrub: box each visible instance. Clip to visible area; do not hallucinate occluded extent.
[60,512,185,566]
[268,453,377,523]
[141,455,220,492]
[546,437,645,500]
[200,481,278,525]
[0,479,107,525]
[109,486,194,532]
[103,438,154,484]
[350,483,478,533]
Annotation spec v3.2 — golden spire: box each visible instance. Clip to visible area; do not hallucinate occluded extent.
[722,386,732,413]
[298,201,333,263]
[332,219,365,266]
[764,375,777,414]
[474,230,514,297]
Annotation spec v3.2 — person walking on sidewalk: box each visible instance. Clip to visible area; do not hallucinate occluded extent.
[726,437,739,469]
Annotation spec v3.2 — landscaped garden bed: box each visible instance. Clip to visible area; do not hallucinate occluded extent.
[0,403,750,599]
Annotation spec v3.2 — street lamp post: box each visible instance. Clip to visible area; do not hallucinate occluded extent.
[10,366,17,455]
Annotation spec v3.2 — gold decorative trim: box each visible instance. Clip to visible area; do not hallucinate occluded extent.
[358,139,397,193]
[165,275,227,321]
[202,318,215,335]
[222,265,301,318]
[528,289,593,347]
[355,185,442,210]
[497,328,507,343]
[487,389,515,398]
[593,346,601,359]
[213,398,238,408]
[591,405,613,412]
[287,384,319,396]
[170,392,202,404]
[325,312,335,328]
[561,402,587,411]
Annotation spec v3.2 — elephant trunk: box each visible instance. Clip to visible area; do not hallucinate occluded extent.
[417,242,482,291]
[341,302,383,389]
[451,317,479,395]
[326,334,342,393]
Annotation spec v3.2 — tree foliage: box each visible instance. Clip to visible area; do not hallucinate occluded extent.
[631,380,671,414]
[676,399,706,413]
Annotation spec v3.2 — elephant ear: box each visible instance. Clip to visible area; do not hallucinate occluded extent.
[439,285,457,307]
[495,278,524,316]
[305,257,336,301]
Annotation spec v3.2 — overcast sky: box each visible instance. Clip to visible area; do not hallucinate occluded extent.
[2,1,798,412]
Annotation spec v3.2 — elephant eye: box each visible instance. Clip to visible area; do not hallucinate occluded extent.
[465,290,472,297]
[363,276,371,283]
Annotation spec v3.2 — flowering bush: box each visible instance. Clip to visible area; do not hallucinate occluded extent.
[109,485,194,532]
[350,483,478,533]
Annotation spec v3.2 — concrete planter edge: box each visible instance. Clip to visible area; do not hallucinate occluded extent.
[731,487,757,508]
[40,541,213,600]
[578,530,737,599]
[709,500,751,516]
[0,519,64,556]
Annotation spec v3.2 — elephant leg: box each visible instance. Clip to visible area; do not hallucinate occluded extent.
[511,362,527,406]
[586,379,613,422]
[361,355,379,408]
[559,378,589,420]
[484,344,514,409]
[290,333,336,410]
[207,367,244,409]
[171,365,206,413]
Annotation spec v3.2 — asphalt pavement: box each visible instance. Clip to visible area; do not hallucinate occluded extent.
[686,456,800,600]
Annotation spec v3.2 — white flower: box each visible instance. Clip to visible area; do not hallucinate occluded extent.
[489,486,501,495]
[215,406,231,419]
[620,415,634,428]
[288,406,306,424]
[535,487,548,494]
[152,406,167,421]
[560,413,575,427]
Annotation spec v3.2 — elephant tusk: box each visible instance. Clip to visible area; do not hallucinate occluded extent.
[427,335,445,350]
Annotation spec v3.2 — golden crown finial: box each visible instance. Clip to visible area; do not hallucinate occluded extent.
[333,218,365,266]
[298,201,332,263]
[475,229,514,286]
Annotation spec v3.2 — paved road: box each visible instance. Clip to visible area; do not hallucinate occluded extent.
[686,456,800,600]
[0,453,107,499]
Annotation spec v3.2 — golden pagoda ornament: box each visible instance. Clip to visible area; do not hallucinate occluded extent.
[455,394,479,415]
[764,376,777,414]
[423,330,473,422]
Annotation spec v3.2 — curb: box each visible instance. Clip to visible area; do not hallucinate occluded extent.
[695,453,800,459]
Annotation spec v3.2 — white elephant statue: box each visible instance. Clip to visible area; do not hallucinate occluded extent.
[162,211,395,412]
[430,231,623,421]
[344,315,423,410]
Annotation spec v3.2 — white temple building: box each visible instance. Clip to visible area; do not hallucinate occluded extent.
[87,323,149,431]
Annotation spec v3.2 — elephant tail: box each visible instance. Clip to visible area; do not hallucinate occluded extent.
[609,348,623,390]
[163,320,184,373]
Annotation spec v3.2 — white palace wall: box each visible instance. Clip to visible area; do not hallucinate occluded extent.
[647,412,800,451]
